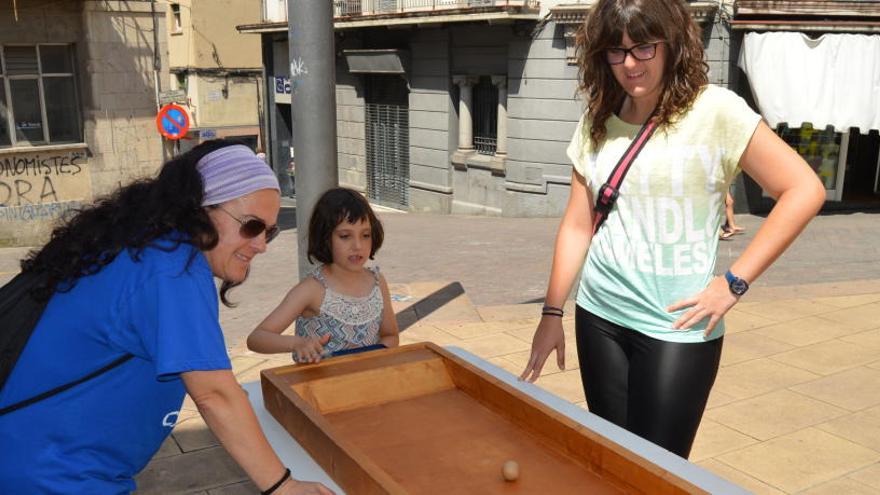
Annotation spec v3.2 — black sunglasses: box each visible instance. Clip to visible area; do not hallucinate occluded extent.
[216,206,280,243]
[605,41,663,65]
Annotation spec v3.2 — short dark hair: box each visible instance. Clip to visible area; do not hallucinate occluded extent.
[307,188,384,265]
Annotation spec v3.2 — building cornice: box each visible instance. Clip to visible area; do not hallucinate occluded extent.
[549,1,718,25]
[735,1,880,18]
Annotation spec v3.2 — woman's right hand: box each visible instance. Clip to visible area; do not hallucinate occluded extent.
[292,334,331,363]
[519,316,566,383]
[279,478,336,494]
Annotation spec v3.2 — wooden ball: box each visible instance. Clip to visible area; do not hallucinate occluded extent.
[502,460,519,481]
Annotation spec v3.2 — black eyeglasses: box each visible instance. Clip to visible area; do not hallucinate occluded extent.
[605,41,663,65]
[217,206,280,243]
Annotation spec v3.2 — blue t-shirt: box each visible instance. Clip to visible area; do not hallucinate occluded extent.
[0,239,231,494]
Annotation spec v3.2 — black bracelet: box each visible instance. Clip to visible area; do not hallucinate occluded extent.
[542,305,564,314]
[541,311,563,317]
[262,468,291,495]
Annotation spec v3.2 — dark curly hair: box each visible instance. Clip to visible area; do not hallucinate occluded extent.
[307,187,384,265]
[21,138,249,306]
[576,0,708,148]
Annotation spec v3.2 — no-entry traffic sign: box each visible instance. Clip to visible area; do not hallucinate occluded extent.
[156,104,190,140]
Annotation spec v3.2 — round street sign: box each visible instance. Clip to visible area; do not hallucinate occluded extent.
[156,104,190,140]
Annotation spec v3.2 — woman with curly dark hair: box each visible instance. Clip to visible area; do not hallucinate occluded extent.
[520,0,825,458]
[0,140,333,494]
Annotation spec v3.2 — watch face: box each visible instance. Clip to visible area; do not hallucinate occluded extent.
[731,278,749,295]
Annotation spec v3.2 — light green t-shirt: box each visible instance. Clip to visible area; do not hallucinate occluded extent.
[567,85,761,343]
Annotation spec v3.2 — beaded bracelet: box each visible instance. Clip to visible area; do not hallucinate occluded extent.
[262,468,291,495]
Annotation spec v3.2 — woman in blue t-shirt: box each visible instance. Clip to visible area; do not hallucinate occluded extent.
[520,0,826,458]
[0,140,333,494]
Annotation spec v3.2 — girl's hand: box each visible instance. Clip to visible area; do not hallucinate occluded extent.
[292,334,331,364]
[278,478,336,495]
[519,316,566,383]
[667,276,739,336]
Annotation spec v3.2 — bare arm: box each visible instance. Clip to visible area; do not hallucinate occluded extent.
[377,273,400,348]
[181,370,334,494]
[520,170,594,382]
[247,279,322,355]
[729,121,826,282]
[670,121,826,332]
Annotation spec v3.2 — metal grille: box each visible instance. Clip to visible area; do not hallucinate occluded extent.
[365,75,410,208]
[473,77,497,155]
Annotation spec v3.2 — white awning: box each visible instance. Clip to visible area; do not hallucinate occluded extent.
[738,31,880,132]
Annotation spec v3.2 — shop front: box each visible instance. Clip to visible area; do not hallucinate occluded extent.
[732,0,880,212]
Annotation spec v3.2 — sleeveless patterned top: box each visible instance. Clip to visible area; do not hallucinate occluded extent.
[293,265,383,362]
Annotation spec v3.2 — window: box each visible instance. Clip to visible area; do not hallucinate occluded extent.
[0,44,82,148]
[171,4,182,33]
[472,76,498,155]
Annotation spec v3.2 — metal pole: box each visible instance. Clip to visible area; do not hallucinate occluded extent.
[288,0,339,279]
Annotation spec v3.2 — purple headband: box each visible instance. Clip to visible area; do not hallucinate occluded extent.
[196,145,280,206]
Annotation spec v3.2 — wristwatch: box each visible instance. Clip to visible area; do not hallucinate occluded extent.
[725,270,749,296]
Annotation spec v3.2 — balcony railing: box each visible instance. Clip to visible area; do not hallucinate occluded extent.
[263,0,539,23]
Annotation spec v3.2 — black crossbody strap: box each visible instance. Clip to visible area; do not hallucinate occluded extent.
[0,354,133,416]
[592,117,658,235]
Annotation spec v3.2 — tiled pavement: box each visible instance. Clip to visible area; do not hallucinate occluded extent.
[135,279,880,495]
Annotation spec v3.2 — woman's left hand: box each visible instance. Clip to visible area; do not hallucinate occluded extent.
[667,276,739,336]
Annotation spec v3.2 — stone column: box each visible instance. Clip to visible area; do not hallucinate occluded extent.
[453,75,478,151]
[491,75,508,156]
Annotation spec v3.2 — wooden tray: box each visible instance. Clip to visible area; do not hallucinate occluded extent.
[261,342,708,494]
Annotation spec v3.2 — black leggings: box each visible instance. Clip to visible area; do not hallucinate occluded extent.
[575,306,723,458]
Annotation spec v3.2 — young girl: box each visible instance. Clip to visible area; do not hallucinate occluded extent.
[248,187,399,363]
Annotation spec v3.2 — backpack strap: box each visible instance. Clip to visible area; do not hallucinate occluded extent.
[0,353,134,416]
[592,117,658,235]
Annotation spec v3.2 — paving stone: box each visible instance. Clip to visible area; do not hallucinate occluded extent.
[816,303,880,333]
[716,428,879,493]
[172,414,220,453]
[713,358,820,400]
[230,356,269,377]
[453,332,531,359]
[706,390,847,441]
[723,309,779,333]
[486,356,524,376]
[736,299,841,323]
[812,293,880,309]
[705,388,738,410]
[689,420,759,462]
[719,331,794,367]
[696,459,786,495]
[751,316,866,347]
[207,480,258,495]
[817,405,880,453]
[533,369,585,404]
[477,303,544,322]
[771,340,880,375]
[397,323,461,346]
[790,367,880,412]
[152,435,182,460]
[848,462,880,491]
[135,445,248,494]
[438,320,528,340]
[841,328,880,350]
[797,477,879,495]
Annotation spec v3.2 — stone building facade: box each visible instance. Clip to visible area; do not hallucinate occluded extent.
[0,0,169,246]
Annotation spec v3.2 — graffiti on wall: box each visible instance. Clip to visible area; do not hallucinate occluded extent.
[0,150,90,223]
